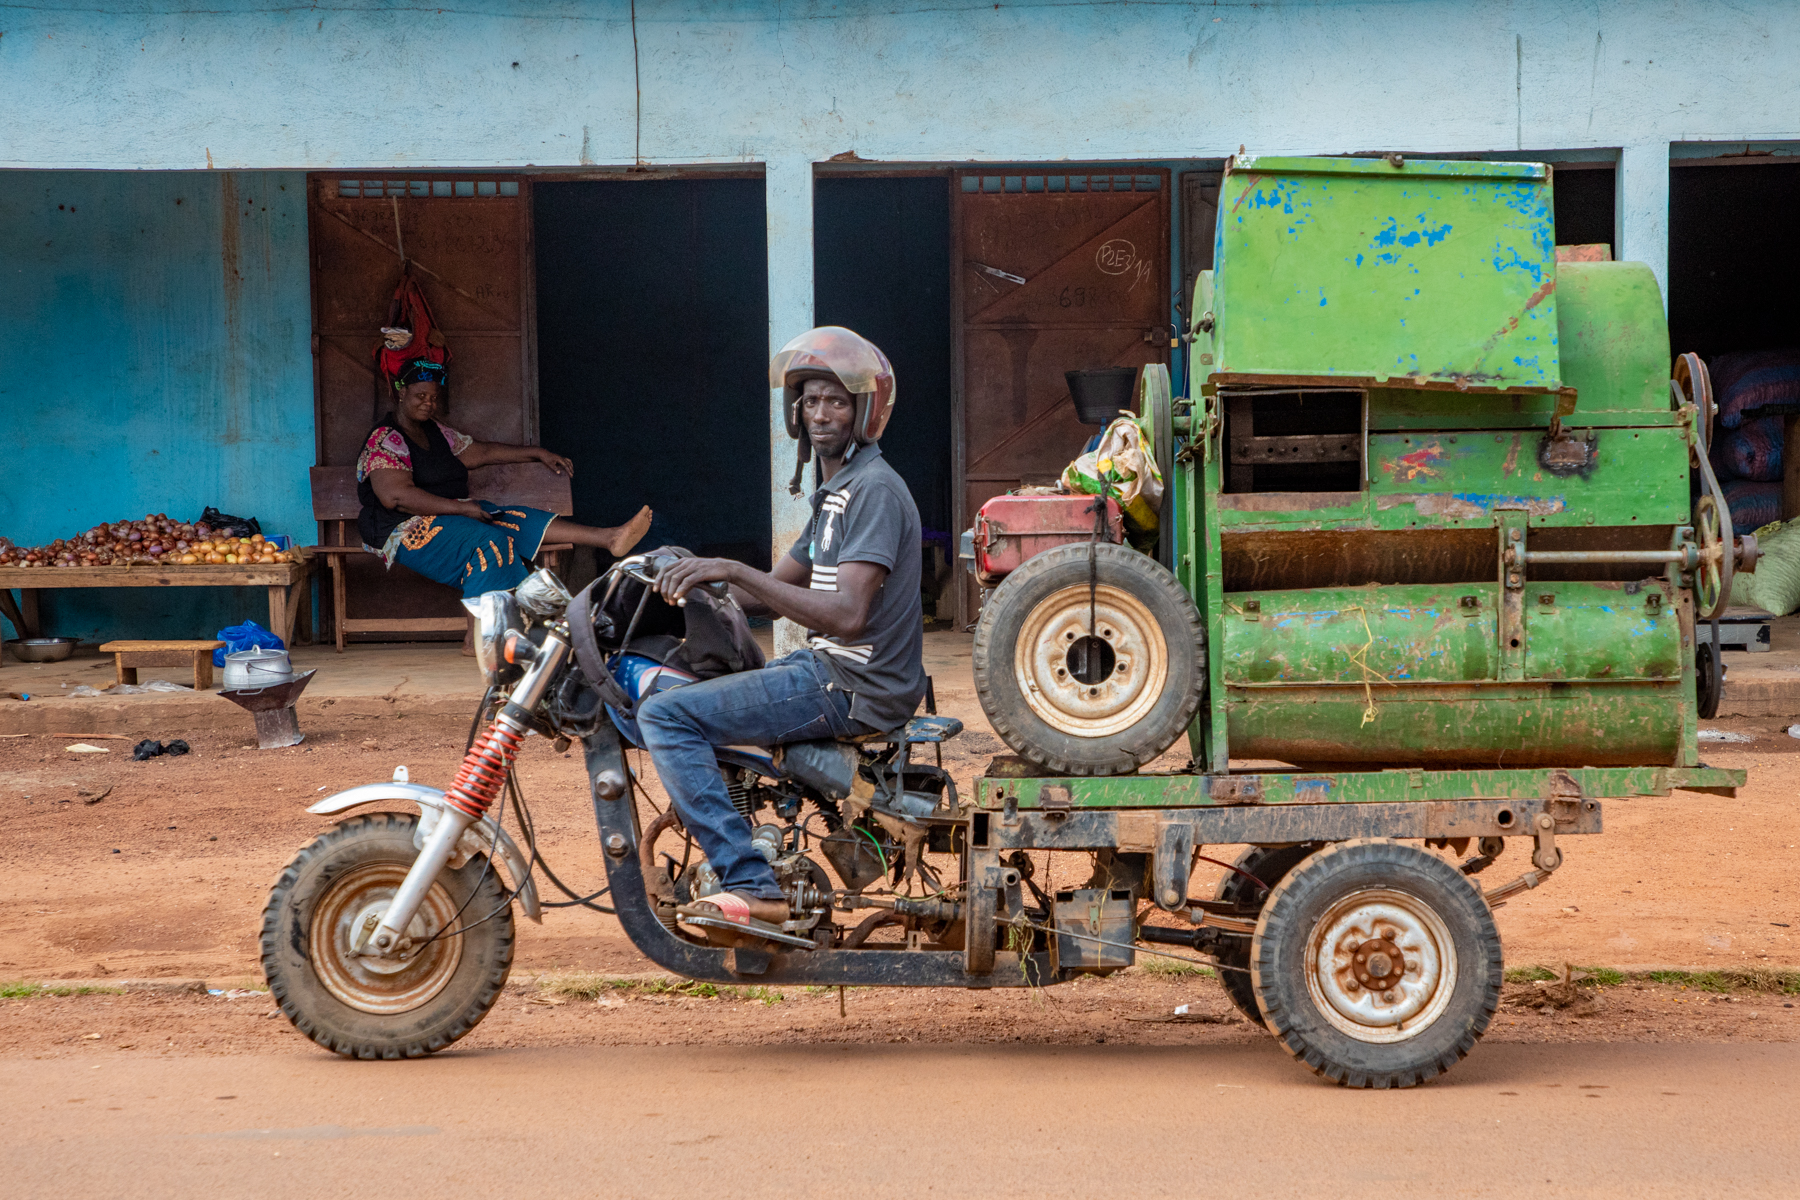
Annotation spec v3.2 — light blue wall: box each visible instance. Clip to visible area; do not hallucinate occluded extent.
[0,171,313,642]
[6,3,1796,171]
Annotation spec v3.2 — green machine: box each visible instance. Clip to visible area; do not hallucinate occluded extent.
[967,154,1754,1087]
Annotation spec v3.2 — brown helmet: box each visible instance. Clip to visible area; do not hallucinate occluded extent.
[770,326,897,447]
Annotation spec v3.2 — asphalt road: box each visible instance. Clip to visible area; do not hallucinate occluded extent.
[7,1040,1799,1198]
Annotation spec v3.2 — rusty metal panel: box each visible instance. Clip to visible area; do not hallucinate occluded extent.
[307,174,536,638]
[954,170,1170,622]
[308,174,534,467]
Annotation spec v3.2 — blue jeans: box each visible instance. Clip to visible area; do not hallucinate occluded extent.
[636,651,864,901]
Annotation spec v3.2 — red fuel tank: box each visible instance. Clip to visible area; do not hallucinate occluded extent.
[971,493,1123,587]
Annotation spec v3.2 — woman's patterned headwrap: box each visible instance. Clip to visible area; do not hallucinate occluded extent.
[396,358,448,389]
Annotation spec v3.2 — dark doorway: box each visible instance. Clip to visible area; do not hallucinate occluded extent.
[1669,161,1800,360]
[535,178,771,572]
[1552,165,1615,251]
[815,175,955,618]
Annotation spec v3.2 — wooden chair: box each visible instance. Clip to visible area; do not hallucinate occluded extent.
[310,463,575,652]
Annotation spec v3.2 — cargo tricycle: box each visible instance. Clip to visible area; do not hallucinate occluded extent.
[264,154,1752,1088]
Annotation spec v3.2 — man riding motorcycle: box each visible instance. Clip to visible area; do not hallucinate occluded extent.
[641,326,927,942]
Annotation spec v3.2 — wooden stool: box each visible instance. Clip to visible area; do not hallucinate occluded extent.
[97,640,227,690]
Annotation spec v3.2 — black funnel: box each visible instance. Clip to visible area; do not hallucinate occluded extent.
[1065,368,1138,425]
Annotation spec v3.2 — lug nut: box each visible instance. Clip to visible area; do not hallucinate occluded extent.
[603,832,629,858]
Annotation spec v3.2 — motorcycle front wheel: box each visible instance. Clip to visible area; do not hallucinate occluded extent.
[261,812,515,1059]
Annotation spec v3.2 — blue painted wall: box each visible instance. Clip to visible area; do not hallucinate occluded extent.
[0,171,314,643]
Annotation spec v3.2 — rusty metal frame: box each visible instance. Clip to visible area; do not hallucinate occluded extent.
[575,721,1664,989]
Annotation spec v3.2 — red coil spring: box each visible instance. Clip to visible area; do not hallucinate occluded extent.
[443,719,526,819]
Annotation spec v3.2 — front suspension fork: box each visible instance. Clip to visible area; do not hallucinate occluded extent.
[363,631,570,957]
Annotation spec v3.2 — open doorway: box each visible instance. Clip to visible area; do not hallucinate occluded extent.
[534,178,771,582]
[1670,156,1800,527]
[1669,159,1800,359]
[814,174,954,622]
[1552,164,1615,252]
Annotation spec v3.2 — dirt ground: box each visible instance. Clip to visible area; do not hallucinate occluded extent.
[5,963,1798,1061]
[3,695,1799,1053]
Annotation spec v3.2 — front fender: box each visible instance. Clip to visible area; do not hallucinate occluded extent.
[307,783,542,923]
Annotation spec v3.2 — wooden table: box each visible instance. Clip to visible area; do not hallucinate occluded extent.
[0,560,313,647]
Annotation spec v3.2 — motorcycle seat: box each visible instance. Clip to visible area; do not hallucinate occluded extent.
[842,715,963,746]
[902,715,963,744]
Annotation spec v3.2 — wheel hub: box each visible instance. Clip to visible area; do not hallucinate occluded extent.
[1013,584,1169,738]
[1306,889,1456,1044]
[309,863,464,1015]
[1350,937,1405,994]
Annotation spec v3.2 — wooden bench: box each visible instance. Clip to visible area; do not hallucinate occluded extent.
[310,463,575,652]
[97,639,227,690]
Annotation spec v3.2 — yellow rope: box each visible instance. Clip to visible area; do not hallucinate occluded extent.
[1342,605,1383,726]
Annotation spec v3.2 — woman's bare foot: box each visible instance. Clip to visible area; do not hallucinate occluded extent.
[607,505,653,557]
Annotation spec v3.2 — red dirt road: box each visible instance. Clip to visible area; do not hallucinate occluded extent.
[8,1041,1800,1198]
[6,698,1800,1193]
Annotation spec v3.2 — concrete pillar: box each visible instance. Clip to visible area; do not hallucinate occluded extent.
[1616,142,1671,309]
[766,158,815,656]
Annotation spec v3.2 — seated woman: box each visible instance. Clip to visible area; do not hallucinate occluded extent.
[357,358,653,610]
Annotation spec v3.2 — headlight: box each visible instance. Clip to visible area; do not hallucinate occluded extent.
[461,590,523,684]
[515,568,573,619]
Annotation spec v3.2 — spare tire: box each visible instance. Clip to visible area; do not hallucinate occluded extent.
[973,541,1204,775]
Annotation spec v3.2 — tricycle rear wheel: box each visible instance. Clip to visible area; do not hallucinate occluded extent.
[1251,839,1501,1088]
[1213,843,1326,1027]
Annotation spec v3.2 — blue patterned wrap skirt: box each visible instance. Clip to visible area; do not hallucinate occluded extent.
[390,502,557,598]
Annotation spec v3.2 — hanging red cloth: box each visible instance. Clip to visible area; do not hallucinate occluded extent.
[374,272,451,385]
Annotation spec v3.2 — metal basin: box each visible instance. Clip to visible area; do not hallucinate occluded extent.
[7,637,77,663]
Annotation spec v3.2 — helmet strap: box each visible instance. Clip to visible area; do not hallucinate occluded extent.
[788,428,813,497]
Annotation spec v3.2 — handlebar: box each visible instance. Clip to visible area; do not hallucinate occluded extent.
[612,553,731,601]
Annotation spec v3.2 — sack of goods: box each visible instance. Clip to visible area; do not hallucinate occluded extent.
[1060,415,1164,547]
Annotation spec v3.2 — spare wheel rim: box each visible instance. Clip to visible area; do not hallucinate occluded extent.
[1013,583,1169,738]
[310,863,464,1015]
[1305,887,1457,1044]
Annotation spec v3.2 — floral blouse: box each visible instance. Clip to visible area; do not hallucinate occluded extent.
[355,421,475,561]
[355,421,474,482]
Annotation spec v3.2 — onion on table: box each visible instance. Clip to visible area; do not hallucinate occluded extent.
[0,515,298,568]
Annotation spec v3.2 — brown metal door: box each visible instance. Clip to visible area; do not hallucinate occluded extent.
[953,169,1170,624]
[308,174,536,637]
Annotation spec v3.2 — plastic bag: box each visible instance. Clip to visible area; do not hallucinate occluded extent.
[213,619,284,667]
[1730,519,1800,616]
[197,506,262,539]
[68,680,194,697]
[1061,416,1163,542]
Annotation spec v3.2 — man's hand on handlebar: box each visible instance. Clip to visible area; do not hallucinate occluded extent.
[654,556,736,606]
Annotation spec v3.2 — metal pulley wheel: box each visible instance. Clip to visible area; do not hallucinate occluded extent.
[1674,352,1715,468]
[1674,358,1734,623]
[1693,492,1734,622]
